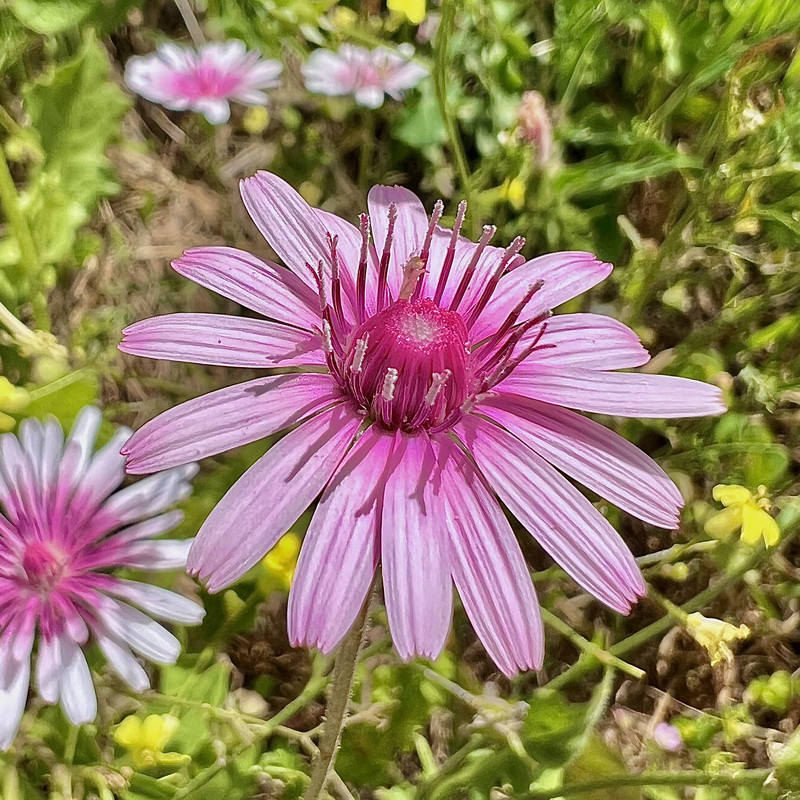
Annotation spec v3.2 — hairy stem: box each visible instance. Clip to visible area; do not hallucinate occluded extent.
[304,602,370,800]
[433,0,472,213]
[522,768,772,800]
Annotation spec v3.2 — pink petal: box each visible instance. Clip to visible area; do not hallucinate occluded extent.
[0,634,31,750]
[120,313,325,368]
[239,171,331,289]
[288,426,394,653]
[188,403,361,592]
[523,313,650,370]
[381,432,452,661]
[431,434,543,675]
[499,366,726,418]
[172,247,320,330]
[368,185,428,297]
[123,373,343,473]
[479,393,683,528]
[455,414,645,614]
[470,252,613,340]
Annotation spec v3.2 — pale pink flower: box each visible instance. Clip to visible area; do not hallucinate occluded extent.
[302,43,428,108]
[0,408,203,750]
[653,722,683,752]
[120,172,725,675]
[517,90,553,165]
[124,40,282,124]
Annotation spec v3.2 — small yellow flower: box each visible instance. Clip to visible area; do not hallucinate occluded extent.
[685,612,750,666]
[259,531,301,593]
[387,0,426,25]
[114,714,186,769]
[705,484,779,547]
[242,106,269,135]
[499,178,526,211]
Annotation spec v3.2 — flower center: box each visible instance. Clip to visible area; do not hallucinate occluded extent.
[21,541,68,592]
[343,298,469,431]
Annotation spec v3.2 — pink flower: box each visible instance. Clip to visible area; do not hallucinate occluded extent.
[120,172,725,675]
[0,408,203,750]
[302,43,428,108]
[653,722,683,752]
[124,40,282,124]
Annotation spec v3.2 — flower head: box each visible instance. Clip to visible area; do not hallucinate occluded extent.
[388,0,427,24]
[114,713,186,769]
[0,407,203,750]
[705,483,779,546]
[302,44,428,108]
[124,40,282,124]
[516,90,553,166]
[120,171,725,676]
[653,721,683,752]
[686,612,750,666]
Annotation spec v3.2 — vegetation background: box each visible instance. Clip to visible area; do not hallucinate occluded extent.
[1,0,800,797]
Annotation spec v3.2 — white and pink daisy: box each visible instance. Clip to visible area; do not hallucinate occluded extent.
[302,43,428,109]
[0,408,204,750]
[124,40,282,124]
[120,172,725,676]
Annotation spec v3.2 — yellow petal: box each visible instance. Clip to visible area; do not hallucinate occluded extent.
[704,505,743,539]
[113,716,144,749]
[712,484,752,507]
[142,714,179,749]
[387,0,426,24]
[742,504,779,547]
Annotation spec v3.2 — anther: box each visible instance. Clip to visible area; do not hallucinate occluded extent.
[425,370,451,406]
[321,319,334,354]
[377,204,398,311]
[356,214,370,323]
[420,200,444,265]
[327,233,345,326]
[464,236,526,330]
[398,255,426,301]
[351,335,369,373]
[432,200,467,305]
[381,368,399,402]
[449,225,496,312]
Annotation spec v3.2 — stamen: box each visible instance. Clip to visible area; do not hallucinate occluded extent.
[477,280,544,355]
[321,319,334,354]
[350,335,369,373]
[413,199,445,301]
[327,233,345,327]
[425,370,451,406]
[306,259,327,313]
[448,225,496,312]
[356,214,370,323]
[381,368,399,402]
[464,236,526,330]
[398,256,426,301]
[376,204,397,312]
[487,318,552,387]
[433,200,467,305]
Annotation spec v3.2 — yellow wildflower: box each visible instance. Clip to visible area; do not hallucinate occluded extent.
[499,178,526,211]
[705,484,779,547]
[0,377,30,430]
[259,531,301,593]
[242,106,269,135]
[113,714,186,769]
[387,0,426,25]
[685,612,750,666]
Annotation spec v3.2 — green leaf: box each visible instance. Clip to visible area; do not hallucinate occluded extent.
[10,0,93,35]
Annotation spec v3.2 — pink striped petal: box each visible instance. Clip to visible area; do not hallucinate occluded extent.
[368,185,428,297]
[381,432,452,661]
[456,414,645,613]
[499,366,726,418]
[240,171,331,289]
[479,393,683,528]
[123,373,342,473]
[289,426,393,652]
[523,313,650,370]
[120,313,325,368]
[432,434,543,675]
[188,403,361,592]
[471,252,612,340]
[172,247,320,330]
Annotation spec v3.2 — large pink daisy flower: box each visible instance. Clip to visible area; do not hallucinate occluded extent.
[120,172,724,675]
[124,40,282,124]
[0,408,203,750]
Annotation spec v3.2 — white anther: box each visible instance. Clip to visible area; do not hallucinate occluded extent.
[381,368,399,402]
[351,335,369,373]
[322,320,333,354]
[425,369,451,406]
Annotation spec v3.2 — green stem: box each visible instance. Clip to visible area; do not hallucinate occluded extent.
[547,506,800,691]
[0,144,39,281]
[540,609,645,680]
[433,0,472,211]
[522,768,772,800]
[304,601,369,800]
